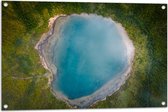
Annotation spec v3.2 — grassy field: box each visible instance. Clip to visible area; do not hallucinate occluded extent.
[2,2,167,109]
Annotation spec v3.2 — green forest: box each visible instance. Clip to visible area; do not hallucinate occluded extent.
[2,1,167,109]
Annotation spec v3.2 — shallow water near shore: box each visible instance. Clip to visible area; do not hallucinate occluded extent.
[51,14,129,100]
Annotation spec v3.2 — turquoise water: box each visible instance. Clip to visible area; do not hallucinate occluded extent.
[52,15,128,99]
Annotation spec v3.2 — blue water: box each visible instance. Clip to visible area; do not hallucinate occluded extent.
[52,15,128,99]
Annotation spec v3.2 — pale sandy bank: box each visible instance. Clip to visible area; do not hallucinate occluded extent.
[35,14,135,108]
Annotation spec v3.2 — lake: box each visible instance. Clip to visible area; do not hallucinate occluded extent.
[51,14,128,100]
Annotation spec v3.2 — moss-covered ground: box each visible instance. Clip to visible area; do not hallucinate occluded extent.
[2,2,167,109]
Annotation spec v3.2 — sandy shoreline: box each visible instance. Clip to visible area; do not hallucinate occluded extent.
[35,13,135,108]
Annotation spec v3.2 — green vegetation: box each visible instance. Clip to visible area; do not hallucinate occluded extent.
[2,2,167,109]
